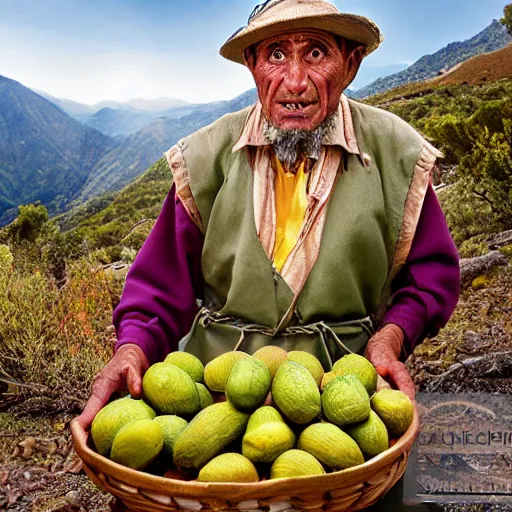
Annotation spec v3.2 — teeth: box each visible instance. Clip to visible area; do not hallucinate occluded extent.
[284,103,303,110]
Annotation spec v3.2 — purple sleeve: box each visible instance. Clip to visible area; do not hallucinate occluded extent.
[113,184,204,365]
[382,185,460,357]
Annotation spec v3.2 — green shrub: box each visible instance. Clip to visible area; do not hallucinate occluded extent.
[0,256,121,404]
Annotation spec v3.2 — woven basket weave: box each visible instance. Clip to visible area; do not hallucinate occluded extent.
[71,405,419,512]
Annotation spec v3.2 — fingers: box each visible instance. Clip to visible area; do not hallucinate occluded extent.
[77,380,114,429]
[77,345,148,428]
[126,365,143,398]
[386,361,416,400]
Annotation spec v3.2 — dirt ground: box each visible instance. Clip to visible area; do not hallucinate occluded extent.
[1,265,511,512]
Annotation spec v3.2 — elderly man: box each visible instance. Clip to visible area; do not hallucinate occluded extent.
[78,0,459,442]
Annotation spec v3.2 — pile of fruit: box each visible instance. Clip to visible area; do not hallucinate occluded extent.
[90,348,414,483]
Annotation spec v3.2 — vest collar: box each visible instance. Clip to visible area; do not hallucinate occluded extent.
[232,94,361,156]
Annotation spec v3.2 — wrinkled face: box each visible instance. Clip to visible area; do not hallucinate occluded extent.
[247,30,363,131]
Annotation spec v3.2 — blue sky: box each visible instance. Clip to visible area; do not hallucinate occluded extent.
[0,0,508,104]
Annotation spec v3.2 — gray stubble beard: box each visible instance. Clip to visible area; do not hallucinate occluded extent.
[264,113,337,169]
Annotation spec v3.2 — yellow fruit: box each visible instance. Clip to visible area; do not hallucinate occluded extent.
[321,375,370,427]
[252,345,288,379]
[371,389,414,437]
[242,421,296,463]
[298,423,364,469]
[246,406,284,433]
[270,449,325,479]
[198,453,259,483]
[164,352,204,382]
[91,397,155,456]
[286,351,324,386]
[143,362,201,415]
[272,361,321,424]
[204,351,250,392]
[225,357,271,410]
[331,354,378,396]
[346,410,389,457]
[320,371,336,390]
[153,415,188,459]
[173,402,249,469]
[196,383,214,409]
[110,418,163,470]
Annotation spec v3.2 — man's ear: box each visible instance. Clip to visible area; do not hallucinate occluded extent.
[341,44,365,91]
[244,46,257,71]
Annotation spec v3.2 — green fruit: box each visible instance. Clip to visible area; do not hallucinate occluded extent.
[286,351,324,386]
[322,375,370,427]
[143,362,201,415]
[153,415,188,458]
[346,410,389,457]
[272,361,321,424]
[225,357,271,411]
[246,406,284,433]
[110,419,163,470]
[196,383,214,409]
[173,402,249,469]
[331,354,378,396]
[242,422,296,463]
[371,389,414,437]
[204,351,250,392]
[164,352,204,382]
[91,397,155,456]
[197,453,259,483]
[270,449,325,479]
[298,423,364,470]
[252,345,288,379]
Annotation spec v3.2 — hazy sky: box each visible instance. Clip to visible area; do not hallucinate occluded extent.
[0,0,508,105]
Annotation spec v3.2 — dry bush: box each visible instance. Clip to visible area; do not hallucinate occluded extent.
[0,255,124,412]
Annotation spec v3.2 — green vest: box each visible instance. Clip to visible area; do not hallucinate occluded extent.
[171,100,431,369]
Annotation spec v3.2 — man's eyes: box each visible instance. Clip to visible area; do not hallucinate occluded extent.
[268,46,326,62]
[271,50,285,61]
[309,47,325,59]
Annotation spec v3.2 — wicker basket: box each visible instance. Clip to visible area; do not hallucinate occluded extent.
[71,405,419,512]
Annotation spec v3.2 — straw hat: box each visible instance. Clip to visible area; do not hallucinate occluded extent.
[220,0,383,65]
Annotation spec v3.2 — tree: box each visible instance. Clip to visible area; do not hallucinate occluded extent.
[501,4,512,36]
[8,203,49,243]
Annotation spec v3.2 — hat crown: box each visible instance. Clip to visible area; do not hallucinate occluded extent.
[251,0,339,26]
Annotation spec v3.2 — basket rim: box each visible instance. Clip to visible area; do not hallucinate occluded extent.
[71,403,419,499]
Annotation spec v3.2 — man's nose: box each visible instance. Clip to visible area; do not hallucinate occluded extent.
[284,59,308,96]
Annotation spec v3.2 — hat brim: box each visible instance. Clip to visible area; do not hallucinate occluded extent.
[220,13,383,65]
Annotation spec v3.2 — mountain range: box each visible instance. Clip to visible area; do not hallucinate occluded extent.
[0,19,511,226]
[0,76,118,225]
[352,20,511,98]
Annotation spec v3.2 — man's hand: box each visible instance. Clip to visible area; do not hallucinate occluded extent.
[365,324,415,400]
[76,344,149,429]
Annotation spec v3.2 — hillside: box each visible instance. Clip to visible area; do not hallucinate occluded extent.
[365,44,512,107]
[53,157,172,261]
[75,89,258,202]
[353,20,511,98]
[0,75,118,226]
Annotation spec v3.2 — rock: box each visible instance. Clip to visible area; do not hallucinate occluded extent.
[65,490,81,508]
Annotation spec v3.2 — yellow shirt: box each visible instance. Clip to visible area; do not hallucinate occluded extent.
[272,154,310,272]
